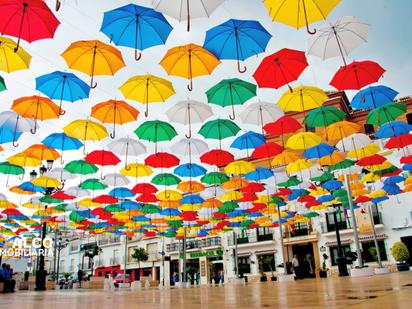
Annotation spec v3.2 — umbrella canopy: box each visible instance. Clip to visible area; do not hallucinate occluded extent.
[91,100,139,138]
[240,101,284,131]
[65,160,98,175]
[321,121,361,143]
[120,163,153,178]
[200,149,234,167]
[225,160,255,175]
[0,75,5,92]
[174,163,207,178]
[160,43,221,91]
[0,0,60,51]
[61,40,125,88]
[198,119,240,149]
[350,85,398,110]
[253,48,308,91]
[305,106,346,128]
[64,119,108,154]
[206,78,256,119]
[203,19,271,72]
[145,152,180,169]
[119,74,175,117]
[7,152,40,167]
[171,138,208,163]
[0,36,31,73]
[251,142,284,160]
[151,173,181,186]
[263,0,341,34]
[23,144,60,161]
[0,110,35,147]
[35,71,90,115]
[134,120,177,152]
[308,16,368,65]
[376,121,412,139]
[330,60,385,90]
[286,132,322,150]
[108,138,146,168]
[100,4,172,60]
[366,103,406,126]
[277,86,327,112]
[167,100,213,138]
[231,131,266,151]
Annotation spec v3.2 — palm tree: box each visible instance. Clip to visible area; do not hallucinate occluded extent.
[131,247,148,280]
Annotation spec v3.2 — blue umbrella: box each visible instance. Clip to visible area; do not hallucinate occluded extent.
[227,209,247,217]
[109,187,135,198]
[371,196,389,204]
[382,184,401,195]
[204,19,271,73]
[198,230,209,237]
[19,182,46,193]
[174,163,207,178]
[42,133,83,164]
[231,131,266,150]
[160,208,181,216]
[89,222,112,229]
[35,71,90,115]
[322,179,343,191]
[180,194,204,205]
[132,215,150,222]
[101,4,173,60]
[317,195,335,203]
[229,222,242,227]
[245,167,273,181]
[375,121,412,138]
[118,200,141,211]
[0,127,22,144]
[402,164,412,171]
[248,212,263,218]
[383,175,404,185]
[350,85,398,110]
[303,143,335,159]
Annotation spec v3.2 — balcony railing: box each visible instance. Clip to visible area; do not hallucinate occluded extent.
[283,223,312,238]
[166,236,222,252]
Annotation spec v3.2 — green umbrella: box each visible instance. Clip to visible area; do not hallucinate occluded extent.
[0,76,6,92]
[65,160,98,175]
[332,189,348,199]
[206,78,256,119]
[104,204,124,213]
[303,212,320,218]
[201,172,229,185]
[278,176,301,187]
[39,196,62,204]
[134,120,177,152]
[218,201,239,213]
[240,219,255,227]
[305,106,346,128]
[311,171,334,183]
[140,204,161,214]
[199,119,240,149]
[54,203,68,211]
[69,211,86,222]
[329,159,354,171]
[373,165,399,176]
[165,230,177,237]
[366,103,406,126]
[80,178,108,190]
[269,196,284,204]
[0,161,24,186]
[167,220,182,229]
[151,173,181,186]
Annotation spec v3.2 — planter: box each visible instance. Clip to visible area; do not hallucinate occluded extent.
[396,263,410,272]
[18,281,29,290]
[319,271,327,278]
[260,276,267,282]
[350,267,375,277]
[374,267,390,275]
[270,276,277,282]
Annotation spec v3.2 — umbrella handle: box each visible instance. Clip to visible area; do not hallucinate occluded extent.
[306,24,316,35]
[30,124,37,134]
[185,127,192,139]
[60,157,65,165]
[12,140,19,148]
[135,50,142,61]
[124,165,131,171]
[110,124,116,139]
[90,76,97,89]
[18,173,25,180]
[59,109,66,116]
[55,0,61,11]
[187,79,193,91]
[237,60,247,73]
[145,102,149,117]
[229,103,236,120]
[288,84,293,93]
[302,0,316,35]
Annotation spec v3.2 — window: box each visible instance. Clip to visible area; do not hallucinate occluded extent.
[147,243,158,260]
[330,245,351,266]
[69,258,75,272]
[238,256,251,275]
[70,239,79,252]
[361,240,387,263]
[257,228,273,241]
[326,209,349,232]
[257,254,276,272]
[237,230,249,244]
[111,249,119,265]
[369,204,382,225]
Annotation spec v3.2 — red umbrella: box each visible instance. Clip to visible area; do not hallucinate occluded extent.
[251,142,284,159]
[305,200,321,207]
[247,203,266,212]
[239,193,257,202]
[355,196,371,203]
[213,212,227,219]
[330,60,385,90]
[144,231,156,237]
[85,150,120,179]
[298,195,316,203]
[180,211,198,221]
[92,194,118,204]
[131,183,158,195]
[240,182,265,193]
[273,187,292,196]
[0,0,60,51]
[2,208,23,216]
[196,220,210,225]
[200,149,234,166]
[136,194,159,203]
[263,115,302,135]
[145,152,180,168]
[385,134,412,149]
[400,155,412,164]
[51,191,76,200]
[357,154,386,166]
[253,48,308,91]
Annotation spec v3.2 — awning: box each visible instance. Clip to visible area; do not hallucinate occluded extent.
[359,233,388,242]
[237,252,251,257]
[324,239,353,247]
[255,249,276,255]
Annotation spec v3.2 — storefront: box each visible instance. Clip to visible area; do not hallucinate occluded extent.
[95,265,121,278]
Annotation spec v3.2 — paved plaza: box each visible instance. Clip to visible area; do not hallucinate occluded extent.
[1,272,411,309]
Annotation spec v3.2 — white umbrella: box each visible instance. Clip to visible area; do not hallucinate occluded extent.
[66,203,89,211]
[152,0,225,31]
[171,138,209,161]
[65,186,90,197]
[107,137,147,167]
[0,193,7,200]
[101,173,131,186]
[0,110,36,147]
[308,16,369,66]
[336,133,371,152]
[46,167,77,181]
[167,100,213,138]
[200,185,226,199]
[240,101,284,129]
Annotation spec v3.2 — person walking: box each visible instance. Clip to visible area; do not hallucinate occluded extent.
[77,268,83,288]
[292,254,301,280]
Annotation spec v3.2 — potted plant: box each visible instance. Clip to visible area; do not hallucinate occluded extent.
[319,254,328,278]
[131,247,149,281]
[258,256,267,282]
[305,253,316,278]
[391,241,410,272]
[263,255,277,281]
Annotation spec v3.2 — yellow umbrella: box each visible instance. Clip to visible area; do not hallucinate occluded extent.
[309,187,329,196]
[365,161,393,172]
[317,151,346,166]
[0,200,18,209]
[160,44,221,91]
[0,36,31,73]
[272,150,301,166]
[286,132,322,150]
[352,188,369,197]
[219,190,244,201]
[277,86,327,112]
[63,119,108,154]
[120,163,153,178]
[177,181,205,193]
[7,152,41,167]
[310,205,328,211]
[9,186,35,195]
[224,160,255,175]
[77,198,102,208]
[91,100,139,138]
[61,40,125,88]
[156,190,182,201]
[23,144,61,161]
[12,96,60,134]
[32,176,61,188]
[368,190,386,198]
[179,204,201,211]
[221,177,249,190]
[119,74,175,117]
[347,143,380,160]
[22,202,43,209]
[256,195,271,204]
[286,158,313,173]
[404,175,412,185]
[264,0,341,34]
[322,121,361,144]
[361,173,380,183]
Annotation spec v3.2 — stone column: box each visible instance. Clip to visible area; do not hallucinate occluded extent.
[312,242,320,278]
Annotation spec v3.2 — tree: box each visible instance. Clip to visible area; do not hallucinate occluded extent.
[84,244,102,276]
[131,247,149,280]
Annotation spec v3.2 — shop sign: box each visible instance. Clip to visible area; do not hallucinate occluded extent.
[188,249,223,259]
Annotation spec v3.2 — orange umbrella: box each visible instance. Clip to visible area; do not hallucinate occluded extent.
[23,144,61,161]
[160,44,220,91]
[11,96,60,134]
[177,180,205,193]
[91,100,139,138]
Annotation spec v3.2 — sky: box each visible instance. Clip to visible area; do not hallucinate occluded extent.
[1,0,412,205]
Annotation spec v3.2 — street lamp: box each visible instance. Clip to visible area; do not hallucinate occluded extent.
[330,203,349,277]
[55,235,69,285]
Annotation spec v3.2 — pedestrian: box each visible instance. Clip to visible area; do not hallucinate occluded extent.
[77,268,83,288]
[0,263,5,292]
[172,271,179,285]
[292,254,301,280]
[219,270,224,284]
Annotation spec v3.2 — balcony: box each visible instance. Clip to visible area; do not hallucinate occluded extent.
[166,236,222,252]
[283,223,313,239]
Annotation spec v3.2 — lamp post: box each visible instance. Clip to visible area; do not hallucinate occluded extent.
[331,203,349,276]
[55,235,69,285]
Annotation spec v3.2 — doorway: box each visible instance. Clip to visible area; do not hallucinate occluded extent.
[292,243,316,278]
[185,259,200,284]
[400,236,412,264]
